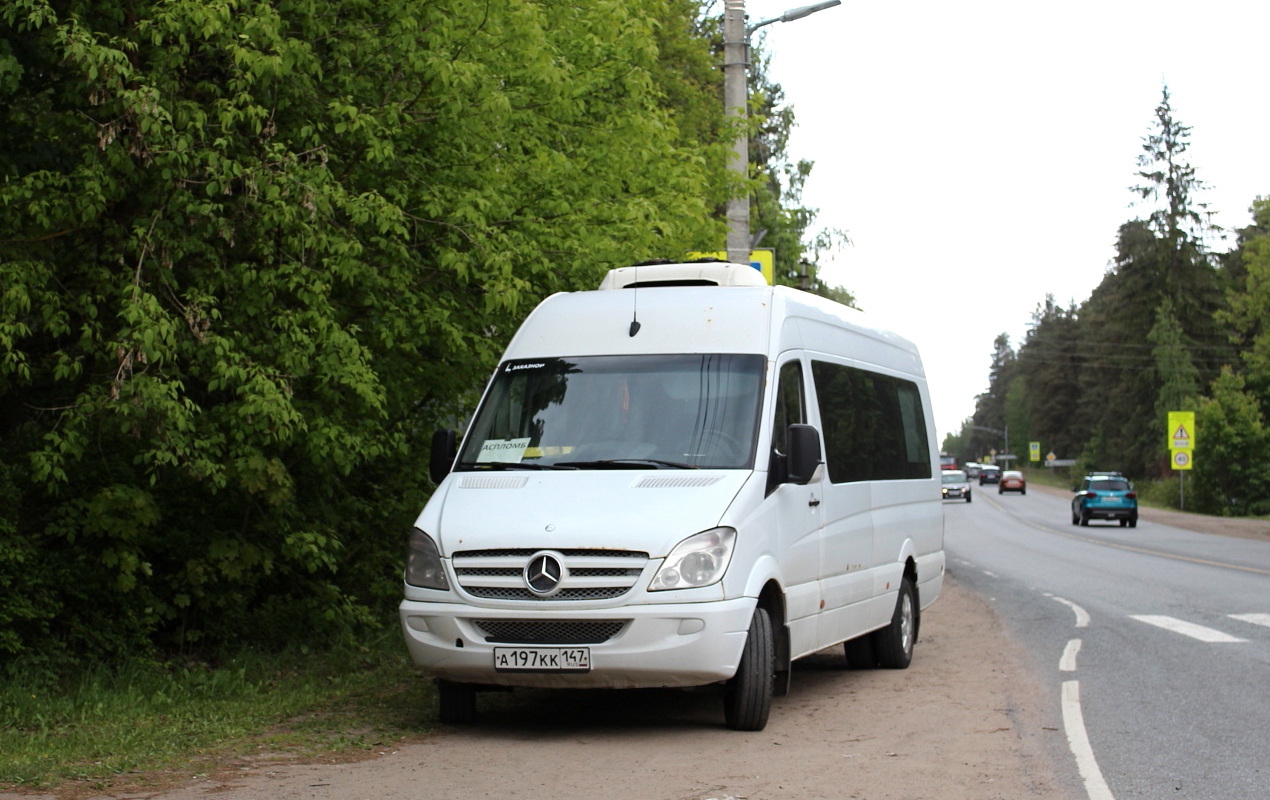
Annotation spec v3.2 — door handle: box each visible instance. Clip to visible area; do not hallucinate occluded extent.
[808,497,821,507]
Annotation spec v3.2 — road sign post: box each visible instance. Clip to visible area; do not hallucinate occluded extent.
[1168,411,1195,510]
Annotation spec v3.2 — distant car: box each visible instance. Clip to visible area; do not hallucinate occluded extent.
[1071,473,1137,527]
[999,470,1026,494]
[979,465,1001,485]
[964,462,982,479]
[941,470,972,502]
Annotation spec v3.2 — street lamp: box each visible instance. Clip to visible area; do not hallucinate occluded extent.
[973,424,1010,464]
[724,0,842,265]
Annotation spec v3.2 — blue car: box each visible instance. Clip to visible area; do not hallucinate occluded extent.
[1071,473,1138,527]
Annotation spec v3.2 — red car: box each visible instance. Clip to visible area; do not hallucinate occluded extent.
[998,470,1026,494]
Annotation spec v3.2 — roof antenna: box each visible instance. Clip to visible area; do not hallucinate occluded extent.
[628,264,641,337]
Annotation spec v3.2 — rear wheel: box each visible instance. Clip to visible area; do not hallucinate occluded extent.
[1080,509,1090,526]
[1129,515,1138,528]
[436,679,477,724]
[873,577,917,669]
[965,492,972,503]
[724,606,774,731]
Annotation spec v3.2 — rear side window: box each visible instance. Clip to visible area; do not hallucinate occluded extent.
[811,361,932,483]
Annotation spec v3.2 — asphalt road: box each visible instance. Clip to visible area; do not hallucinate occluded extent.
[945,481,1270,800]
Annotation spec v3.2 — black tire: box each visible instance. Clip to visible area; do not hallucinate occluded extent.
[1071,509,1079,526]
[1021,488,1027,495]
[873,577,917,670]
[1129,515,1138,528]
[1119,518,1128,527]
[436,679,477,724]
[965,493,972,503]
[1079,509,1090,526]
[724,606,774,731]
[843,634,877,669]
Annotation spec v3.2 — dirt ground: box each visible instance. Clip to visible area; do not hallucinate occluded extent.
[10,576,1071,800]
[13,497,1264,800]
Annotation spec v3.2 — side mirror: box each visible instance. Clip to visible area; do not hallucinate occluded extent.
[785,423,822,485]
[429,429,458,484]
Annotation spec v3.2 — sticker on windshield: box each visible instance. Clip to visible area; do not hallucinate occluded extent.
[476,438,532,463]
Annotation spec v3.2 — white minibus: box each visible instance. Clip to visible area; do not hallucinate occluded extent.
[400,262,945,730]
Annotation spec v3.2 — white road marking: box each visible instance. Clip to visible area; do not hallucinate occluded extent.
[1130,615,1247,642]
[1062,681,1116,800]
[1229,613,1270,629]
[1053,596,1091,628]
[1060,639,1082,672]
[983,570,998,578]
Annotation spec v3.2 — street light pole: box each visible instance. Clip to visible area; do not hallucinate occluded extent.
[723,0,842,266]
[723,0,749,265]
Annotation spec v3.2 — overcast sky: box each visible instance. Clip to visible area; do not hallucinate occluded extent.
[748,0,1269,444]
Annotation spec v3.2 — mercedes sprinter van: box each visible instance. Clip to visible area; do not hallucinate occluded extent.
[400,262,945,731]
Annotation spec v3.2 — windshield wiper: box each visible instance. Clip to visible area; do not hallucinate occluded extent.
[459,461,574,471]
[557,459,698,470]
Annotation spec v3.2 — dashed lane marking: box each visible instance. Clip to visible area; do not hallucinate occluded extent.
[1052,596,1091,628]
[1060,639,1082,672]
[1062,681,1116,800]
[1229,613,1270,629]
[1130,615,1248,642]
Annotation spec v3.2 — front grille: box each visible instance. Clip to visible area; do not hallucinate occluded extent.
[473,619,627,644]
[451,548,649,603]
[465,586,631,601]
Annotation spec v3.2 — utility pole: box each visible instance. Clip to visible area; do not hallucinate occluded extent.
[722,1,843,266]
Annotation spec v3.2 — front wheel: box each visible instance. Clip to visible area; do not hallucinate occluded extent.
[724,606,774,731]
[873,577,917,669]
[966,493,972,503]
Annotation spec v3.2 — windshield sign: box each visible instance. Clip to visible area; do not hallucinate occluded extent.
[456,354,765,471]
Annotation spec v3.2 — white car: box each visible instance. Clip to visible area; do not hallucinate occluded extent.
[941,470,972,502]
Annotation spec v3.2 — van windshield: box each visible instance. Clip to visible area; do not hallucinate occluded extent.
[456,354,765,470]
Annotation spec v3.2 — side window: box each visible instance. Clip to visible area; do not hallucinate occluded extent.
[767,360,806,492]
[811,360,932,483]
[772,360,805,455]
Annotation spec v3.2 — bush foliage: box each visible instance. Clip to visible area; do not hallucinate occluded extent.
[1,0,744,665]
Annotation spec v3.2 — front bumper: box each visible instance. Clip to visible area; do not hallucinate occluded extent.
[399,597,756,689]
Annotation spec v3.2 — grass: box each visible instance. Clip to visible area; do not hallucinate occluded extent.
[0,630,436,794]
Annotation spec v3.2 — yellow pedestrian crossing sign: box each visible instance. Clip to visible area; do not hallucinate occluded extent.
[1168,411,1195,471]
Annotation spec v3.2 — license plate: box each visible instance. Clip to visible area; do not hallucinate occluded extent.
[493,647,591,672]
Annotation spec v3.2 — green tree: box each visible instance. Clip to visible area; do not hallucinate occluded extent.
[1220,197,1270,408]
[0,0,728,663]
[1148,296,1200,423]
[1189,368,1270,516]
[970,333,1015,459]
[1015,295,1084,460]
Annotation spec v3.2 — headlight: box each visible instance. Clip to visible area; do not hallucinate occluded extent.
[650,527,736,591]
[405,529,449,590]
